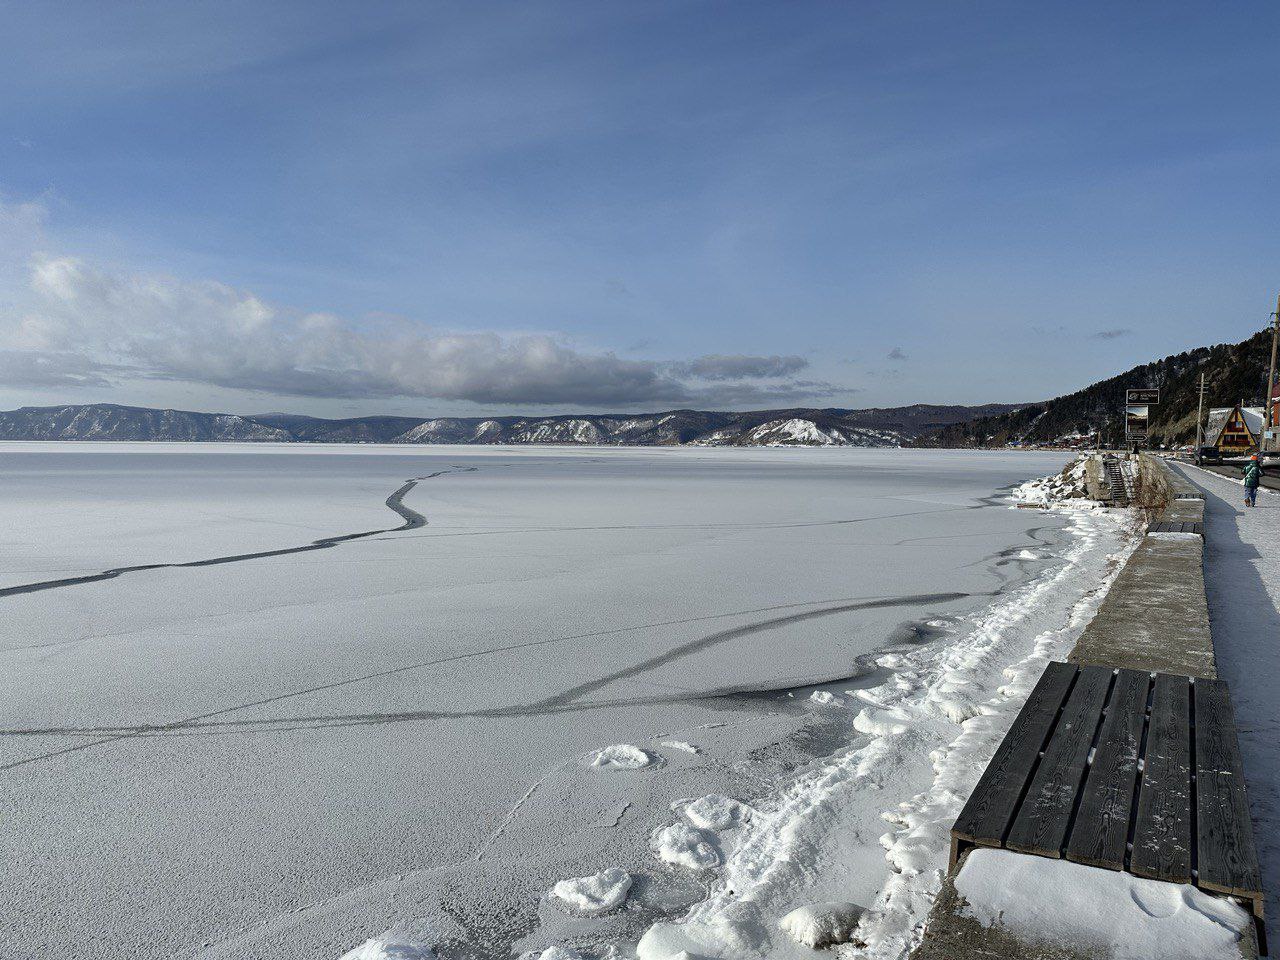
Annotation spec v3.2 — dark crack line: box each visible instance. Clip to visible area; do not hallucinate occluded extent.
[0,483,1012,773]
[383,503,978,539]
[0,590,980,767]
[0,593,901,736]
[0,469,474,600]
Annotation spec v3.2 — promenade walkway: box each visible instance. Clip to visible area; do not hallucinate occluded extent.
[1175,463,1280,928]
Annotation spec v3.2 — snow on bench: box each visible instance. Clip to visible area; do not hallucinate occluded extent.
[949,661,1266,952]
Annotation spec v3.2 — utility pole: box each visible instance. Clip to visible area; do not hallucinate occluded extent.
[1265,292,1280,455]
[1194,372,1207,464]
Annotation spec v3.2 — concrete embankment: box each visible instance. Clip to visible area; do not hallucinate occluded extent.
[911,454,1256,960]
[1067,455,1215,679]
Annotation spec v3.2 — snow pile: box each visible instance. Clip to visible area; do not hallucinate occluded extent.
[777,902,865,948]
[586,744,655,769]
[518,947,586,960]
[808,690,843,706]
[673,794,752,831]
[661,740,700,754]
[651,823,722,869]
[852,704,911,735]
[954,849,1251,960]
[1014,456,1092,506]
[339,935,436,960]
[552,868,633,915]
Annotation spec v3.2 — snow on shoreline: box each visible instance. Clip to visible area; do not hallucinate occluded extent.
[634,470,1137,960]
[1011,454,1093,506]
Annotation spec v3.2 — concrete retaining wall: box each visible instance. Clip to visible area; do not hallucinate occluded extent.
[1068,455,1215,678]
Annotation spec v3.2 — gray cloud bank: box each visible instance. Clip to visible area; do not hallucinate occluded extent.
[0,248,844,408]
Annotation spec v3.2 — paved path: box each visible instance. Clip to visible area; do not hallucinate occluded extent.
[1174,463,1280,926]
[1200,462,1280,492]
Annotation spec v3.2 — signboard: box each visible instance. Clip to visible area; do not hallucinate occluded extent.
[1127,388,1160,404]
[1126,405,1149,440]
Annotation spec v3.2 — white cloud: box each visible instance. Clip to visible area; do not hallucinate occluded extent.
[0,232,842,408]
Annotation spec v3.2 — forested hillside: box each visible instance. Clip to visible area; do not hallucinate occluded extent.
[914,328,1275,448]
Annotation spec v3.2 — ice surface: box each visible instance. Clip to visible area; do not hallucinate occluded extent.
[551,868,632,915]
[0,443,1114,959]
[955,848,1251,960]
[633,484,1135,959]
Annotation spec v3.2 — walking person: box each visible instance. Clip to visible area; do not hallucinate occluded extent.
[1243,454,1264,507]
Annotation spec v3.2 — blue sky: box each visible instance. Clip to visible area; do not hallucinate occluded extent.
[2,1,1278,416]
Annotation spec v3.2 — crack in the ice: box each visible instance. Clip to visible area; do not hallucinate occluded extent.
[0,468,473,600]
[0,590,977,767]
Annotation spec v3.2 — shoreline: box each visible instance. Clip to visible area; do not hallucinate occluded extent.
[627,471,1138,960]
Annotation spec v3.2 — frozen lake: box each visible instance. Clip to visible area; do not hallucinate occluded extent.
[0,444,1120,959]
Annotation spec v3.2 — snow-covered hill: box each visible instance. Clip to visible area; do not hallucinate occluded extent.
[692,418,906,447]
[0,402,1018,446]
[0,404,289,441]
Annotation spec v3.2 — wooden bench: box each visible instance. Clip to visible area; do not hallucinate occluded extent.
[951,661,1266,952]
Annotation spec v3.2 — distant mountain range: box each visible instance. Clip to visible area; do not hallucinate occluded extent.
[0,402,1023,447]
[913,327,1275,449]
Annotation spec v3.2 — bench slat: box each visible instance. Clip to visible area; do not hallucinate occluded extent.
[1131,674,1192,884]
[952,661,1076,847]
[1196,679,1264,898]
[1065,669,1149,870]
[1007,664,1114,858]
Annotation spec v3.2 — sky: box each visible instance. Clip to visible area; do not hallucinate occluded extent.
[2,0,1279,418]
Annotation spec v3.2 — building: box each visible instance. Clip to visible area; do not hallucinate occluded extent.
[1204,404,1265,455]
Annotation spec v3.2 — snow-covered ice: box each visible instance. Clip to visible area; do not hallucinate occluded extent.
[633,465,1134,960]
[954,848,1251,960]
[0,444,1126,959]
[551,868,633,915]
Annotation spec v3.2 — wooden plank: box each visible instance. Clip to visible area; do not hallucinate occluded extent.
[1007,664,1114,858]
[1195,679,1264,898]
[1065,669,1150,870]
[951,662,1077,849]
[1131,674,1192,884]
